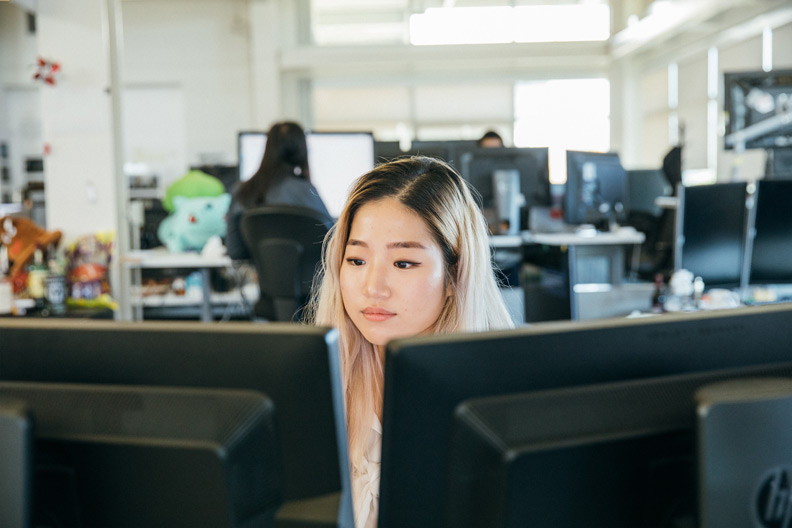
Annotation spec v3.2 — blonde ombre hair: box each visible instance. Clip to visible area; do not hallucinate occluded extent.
[307,156,514,469]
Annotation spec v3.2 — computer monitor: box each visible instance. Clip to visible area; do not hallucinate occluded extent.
[723,69,792,151]
[748,179,792,285]
[377,303,792,527]
[0,381,281,527]
[444,361,792,527]
[564,150,629,230]
[373,139,480,170]
[0,319,352,527]
[237,131,375,218]
[373,141,408,164]
[401,140,452,163]
[457,147,550,232]
[238,131,268,181]
[627,168,671,218]
[674,182,748,289]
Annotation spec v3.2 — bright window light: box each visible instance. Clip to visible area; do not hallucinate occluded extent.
[410,5,610,46]
[513,5,610,43]
[410,7,514,45]
[514,79,611,184]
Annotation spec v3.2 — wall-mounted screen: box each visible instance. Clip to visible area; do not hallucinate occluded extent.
[724,69,792,150]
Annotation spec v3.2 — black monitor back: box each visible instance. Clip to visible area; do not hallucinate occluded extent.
[0,320,345,506]
[458,147,550,226]
[373,140,480,172]
[0,381,281,528]
[0,399,32,528]
[378,303,792,527]
[748,179,792,284]
[675,182,748,289]
[627,168,671,217]
[445,361,792,528]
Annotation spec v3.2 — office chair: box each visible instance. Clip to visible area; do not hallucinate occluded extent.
[241,205,332,322]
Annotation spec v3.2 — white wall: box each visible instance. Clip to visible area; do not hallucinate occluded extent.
[121,0,256,170]
[36,0,119,243]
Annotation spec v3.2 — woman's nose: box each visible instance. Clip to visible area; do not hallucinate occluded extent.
[363,261,390,298]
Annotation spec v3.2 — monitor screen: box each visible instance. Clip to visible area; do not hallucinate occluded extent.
[748,179,792,284]
[444,361,792,528]
[564,150,629,229]
[0,319,352,527]
[377,303,792,527]
[457,147,550,232]
[724,69,792,150]
[237,131,375,218]
[238,131,267,182]
[675,182,748,289]
[0,381,281,528]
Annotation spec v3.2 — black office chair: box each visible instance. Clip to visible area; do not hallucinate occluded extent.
[241,206,332,322]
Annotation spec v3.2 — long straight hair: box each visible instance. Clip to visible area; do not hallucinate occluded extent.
[236,121,311,208]
[307,156,514,468]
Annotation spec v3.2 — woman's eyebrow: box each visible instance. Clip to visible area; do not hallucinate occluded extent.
[346,239,427,250]
[387,241,427,250]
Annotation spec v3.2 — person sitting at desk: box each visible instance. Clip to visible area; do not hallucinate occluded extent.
[225,121,333,260]
[307,156,514,528]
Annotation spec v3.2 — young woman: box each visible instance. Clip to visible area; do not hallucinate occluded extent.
[307,156,514,528]
[225,121,332,260]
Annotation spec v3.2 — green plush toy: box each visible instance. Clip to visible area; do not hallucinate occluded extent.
[157,194,231,253]
[157,170,230,252]
[162,170,226,213]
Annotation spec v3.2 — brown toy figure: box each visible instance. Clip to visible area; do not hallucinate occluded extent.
[0,216,62,294]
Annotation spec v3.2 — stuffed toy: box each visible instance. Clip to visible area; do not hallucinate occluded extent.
[0,216,62,294]
[157,194,231,253]
[162,169,226,213]
[157,170,231,253]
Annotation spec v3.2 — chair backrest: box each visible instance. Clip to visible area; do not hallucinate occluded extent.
[241,206,332,321]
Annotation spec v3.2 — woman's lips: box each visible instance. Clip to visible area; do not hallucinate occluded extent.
[362,307,396,322]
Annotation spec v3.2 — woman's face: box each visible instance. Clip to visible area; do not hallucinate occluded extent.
[340,197,449,347]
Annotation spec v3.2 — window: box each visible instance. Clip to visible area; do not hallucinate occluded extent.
[514,78,610,183]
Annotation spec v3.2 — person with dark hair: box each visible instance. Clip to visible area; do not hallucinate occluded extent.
[478,130,504,148]
[225,121,332,260]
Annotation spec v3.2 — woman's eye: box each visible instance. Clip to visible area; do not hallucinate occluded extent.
[346,258,365,266]
[394,261,419,269]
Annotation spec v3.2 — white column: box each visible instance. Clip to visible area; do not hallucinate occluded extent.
[36,0,130,318]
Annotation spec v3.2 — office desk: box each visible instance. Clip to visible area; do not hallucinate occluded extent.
[490,226,644,248]
[122,249,235,322]
[492,228,652,321]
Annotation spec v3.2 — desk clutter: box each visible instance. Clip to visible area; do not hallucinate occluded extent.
[124,248,257,322]
[0,218,115,317]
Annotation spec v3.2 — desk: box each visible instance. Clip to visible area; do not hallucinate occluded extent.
[490,226,645,248]
[122,249,235,322]
[493,227,652,321]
